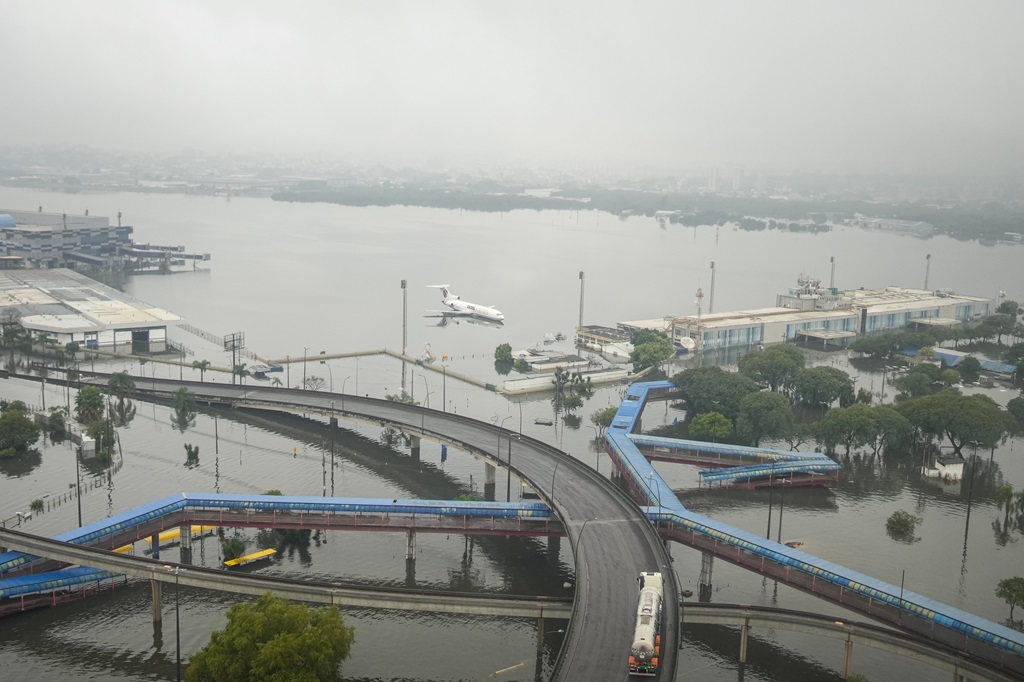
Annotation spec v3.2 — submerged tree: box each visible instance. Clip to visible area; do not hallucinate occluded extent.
[172,387,198,431]
[995,577,1024,622]
[186,593,354,682]
[885,510,921,541]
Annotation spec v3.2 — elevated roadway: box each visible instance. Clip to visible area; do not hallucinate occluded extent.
[84,375,679,682]
[0,525,571,619]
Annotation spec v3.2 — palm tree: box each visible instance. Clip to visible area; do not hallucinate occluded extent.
[191,359,211,382]
[233,363,247,386]
[996,484,1016,526]
[107,371,136,406]
[32,331,57,356]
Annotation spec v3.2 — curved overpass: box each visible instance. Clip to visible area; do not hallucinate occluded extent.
[114,376,679,682]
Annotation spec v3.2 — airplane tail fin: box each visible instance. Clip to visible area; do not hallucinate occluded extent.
[426,284,454,300]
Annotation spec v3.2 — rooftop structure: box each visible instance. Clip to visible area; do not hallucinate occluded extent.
[664,282,990,352]
[0,268,180,350]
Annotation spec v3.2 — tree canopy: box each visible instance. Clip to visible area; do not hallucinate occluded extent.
[75,385,105,424]
[672,366,758,421]
[494,343,513,363]
[892,362,958,399]
[995,576,1024,621]
[590,406,617,438]
[107,371,136,404]
[630,329,675,373]
[0,402,40,457]
[791,366,855,409]
[688,411,732,442]
[186,593,355,682]
[736,391,793,447]
[816,403,878,455]
[737,344,805,392]
[897,389,1012,454]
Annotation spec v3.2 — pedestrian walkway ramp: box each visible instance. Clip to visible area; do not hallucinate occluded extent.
[605,381,1024,674]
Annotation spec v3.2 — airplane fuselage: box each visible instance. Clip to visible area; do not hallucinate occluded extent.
[443,298,505,322]
[438,286,505,322]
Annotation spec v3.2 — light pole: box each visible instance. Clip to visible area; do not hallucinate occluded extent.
[766,461,776,539]
[516,395,523,436]
[777,478,791,543]
[572,518,594,558]
[419,374,430,409]
[550,459,560,507]
[342,376,350,412]
[442,364,446,412]
[587,425,601,472]
[500,416,512,502]
[74,447,82,527]
[302,346,309,390]
[322,358,333,392]
[330,400,336,496]
[647,473,662,509]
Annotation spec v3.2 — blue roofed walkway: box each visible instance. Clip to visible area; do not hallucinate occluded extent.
[605,380,1024,675]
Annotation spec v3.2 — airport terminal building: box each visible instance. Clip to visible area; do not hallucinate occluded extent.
[667,278,991,351]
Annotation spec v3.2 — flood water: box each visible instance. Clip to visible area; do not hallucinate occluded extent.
[1,186,1022,681]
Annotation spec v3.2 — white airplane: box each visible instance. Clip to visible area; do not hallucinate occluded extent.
[427,285,505,323]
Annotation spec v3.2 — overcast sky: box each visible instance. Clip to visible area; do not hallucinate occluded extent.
[3,1,1023,173]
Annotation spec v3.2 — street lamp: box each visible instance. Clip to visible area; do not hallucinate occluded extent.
[766,460,776,539]
[550,459,560,506]
[342,376,351,412]
[516,395,523,436]
[419,374,430,409]
[500,416,512,502]
[322,359,333,392]
[74,447,82,527]
[302,346,309,389]
[646,473,662,509]
[330,400,336,496]
[777,478,791,543]
[572,518,595,558]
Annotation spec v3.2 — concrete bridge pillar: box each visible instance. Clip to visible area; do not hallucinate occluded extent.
[405,555,416,587]
[739,619,749,663]
[405,529,417,587]
[410,435,420,462]
[179,526,192,564]
[150,532,160,560]
[547,536,561,570]
[699,553,714,601]
[151,579,162,623]
[406,529,416,560]
[484,462,496,501]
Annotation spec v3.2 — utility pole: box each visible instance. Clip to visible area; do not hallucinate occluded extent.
[401,279,407,395]
[709,262,716,314]
[829,256,835,289]
[578,271,585,329]
[924,253,931,290]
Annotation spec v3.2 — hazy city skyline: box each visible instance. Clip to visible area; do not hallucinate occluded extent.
[4,1,1024,175]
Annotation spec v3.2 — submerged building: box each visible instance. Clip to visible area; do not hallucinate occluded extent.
[0,208,209,272]
[661,276,991,352]
[0,268,179,350]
